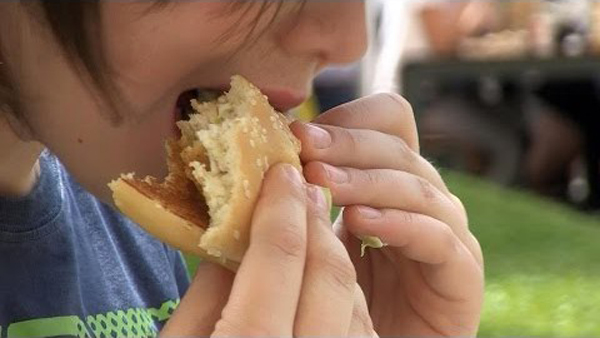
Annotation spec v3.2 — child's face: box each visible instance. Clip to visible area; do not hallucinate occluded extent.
[3,1,367,204]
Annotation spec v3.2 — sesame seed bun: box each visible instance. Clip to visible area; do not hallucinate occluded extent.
[108,76,302,271]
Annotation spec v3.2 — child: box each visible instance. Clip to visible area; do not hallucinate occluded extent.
[0,1,483,336]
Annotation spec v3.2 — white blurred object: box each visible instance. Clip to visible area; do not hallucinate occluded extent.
[361,0,498,95]
[549,0,591,56]
[361,0,430,96]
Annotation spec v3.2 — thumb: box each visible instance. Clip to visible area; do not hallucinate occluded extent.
[160,262,234,336]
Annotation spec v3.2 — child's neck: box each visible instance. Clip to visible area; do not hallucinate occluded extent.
[0,117,44,197]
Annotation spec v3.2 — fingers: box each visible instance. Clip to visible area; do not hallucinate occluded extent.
[348,284,377,337]
[343,206,484,301]
[160,263,234,336]
[291,123,449,195]
[308,92,419,152]
[344,206,458,265]
[213,167,373,336]
[213,164,307,336]
[305,163,468,237]
[294,185,358,336]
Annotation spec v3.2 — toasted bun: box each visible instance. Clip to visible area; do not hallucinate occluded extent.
[109,76,301,271]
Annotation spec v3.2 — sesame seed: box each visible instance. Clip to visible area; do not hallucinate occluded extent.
[250,139,256,148]
[233,230,241,240]
[269,116,277,122]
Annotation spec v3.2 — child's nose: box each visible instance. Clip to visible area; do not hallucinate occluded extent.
[278,1,368,66]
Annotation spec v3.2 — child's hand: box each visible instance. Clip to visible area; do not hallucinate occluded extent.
[291,93,484,337]
[161,164,376,336]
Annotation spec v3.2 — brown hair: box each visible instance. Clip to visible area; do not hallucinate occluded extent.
[0,1,112,124]
[0,1,303,126]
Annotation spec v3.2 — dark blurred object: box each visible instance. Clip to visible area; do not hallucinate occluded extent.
[534,79,600,207]
[403,57,600,208]
[524,100,583,199]
[420,93,522,185]
[314,64,360,112]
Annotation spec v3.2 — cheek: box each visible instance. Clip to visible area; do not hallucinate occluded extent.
[32,101,176,205]
[102,2,243,105]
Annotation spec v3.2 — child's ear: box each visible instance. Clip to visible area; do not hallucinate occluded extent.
[1,103,36,142]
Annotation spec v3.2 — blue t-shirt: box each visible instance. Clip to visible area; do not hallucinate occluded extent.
[0,151,190,337]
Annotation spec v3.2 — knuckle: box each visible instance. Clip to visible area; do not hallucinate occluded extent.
[381,93,418,145]
[337,127,361,153]
[391,135,417,165]
[415,176,438,202]
[316,249,357,291]
[399,210,416,225]
[390,92,414,114]
[287,183,307,203]
[363,169,381,187]
[381,92,408,107]
[381,92,415,118]
[438,224,459,257]
[352,303,374,333]
[264,221,306,262]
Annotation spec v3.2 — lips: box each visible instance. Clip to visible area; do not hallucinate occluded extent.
[190,84,307,113]
[259,88,307,113]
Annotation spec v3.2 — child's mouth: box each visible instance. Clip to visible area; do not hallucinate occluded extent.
[173,83,305,136]
[176,88,221,122]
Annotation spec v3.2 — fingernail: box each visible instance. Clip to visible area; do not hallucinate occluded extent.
[305,123,332,149]
[307,184,326,209]
[283,164,302,184]
[324,163,348,184]
[357,206,382,219]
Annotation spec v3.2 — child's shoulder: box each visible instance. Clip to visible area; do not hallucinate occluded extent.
[0,150,189,335]
[0,150,64,238]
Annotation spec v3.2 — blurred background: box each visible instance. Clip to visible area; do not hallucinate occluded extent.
[311,0,600,335]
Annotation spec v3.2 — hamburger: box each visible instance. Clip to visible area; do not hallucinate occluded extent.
[108,76,302,271]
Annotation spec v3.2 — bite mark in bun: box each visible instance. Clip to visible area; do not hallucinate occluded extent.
[109,76,302,271]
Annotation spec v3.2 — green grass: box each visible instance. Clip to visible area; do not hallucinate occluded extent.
[444,171,600,336]
[185,172,600,336]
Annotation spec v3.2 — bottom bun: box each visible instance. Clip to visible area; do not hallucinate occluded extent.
[109,177,240,272]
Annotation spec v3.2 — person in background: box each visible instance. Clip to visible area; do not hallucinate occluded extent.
[362,0,498,95]
[364,0,524,185]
